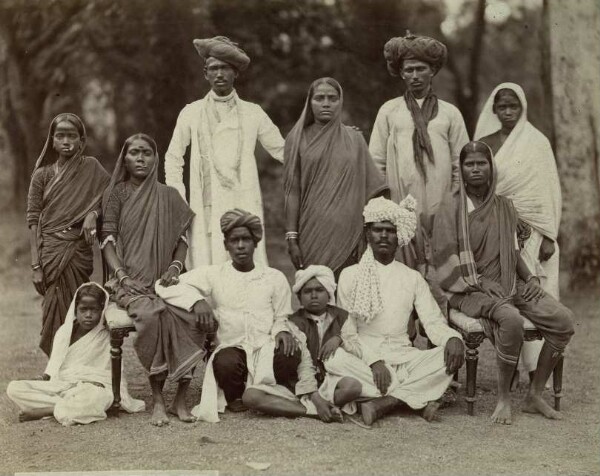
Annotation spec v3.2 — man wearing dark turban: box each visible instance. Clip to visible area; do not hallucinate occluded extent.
[165,36,285,269]
[369,31,469,276]
[156,209,313,422]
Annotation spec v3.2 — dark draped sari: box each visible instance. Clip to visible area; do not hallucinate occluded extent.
[101,137,204,381]
[284,78,385,275]
[27,114,110,355]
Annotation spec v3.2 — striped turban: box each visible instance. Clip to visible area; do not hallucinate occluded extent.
[193,36,250,71]
[220,209,263,243]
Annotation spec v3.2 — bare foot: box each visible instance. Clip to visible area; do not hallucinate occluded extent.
[491,399,512,425]
[167,402,196,423]
[522,394,562,420]
[422,401,441,422]
[151,402,170,427]
[18,408,53,422]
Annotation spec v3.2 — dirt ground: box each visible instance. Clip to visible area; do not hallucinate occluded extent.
[0,211,599,476]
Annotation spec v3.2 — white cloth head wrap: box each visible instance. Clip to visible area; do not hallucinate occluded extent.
[292,265,336,305]
[363,195,417,246]
[349,195,418,323]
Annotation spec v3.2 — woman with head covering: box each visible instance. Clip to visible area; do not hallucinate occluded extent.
[100,133,204,426]
[284,77,386,277]
[432,141,574,425]
[27,113,110,356]
[6,282,144,425]
[369,32,469,274]
[474,84,562,381]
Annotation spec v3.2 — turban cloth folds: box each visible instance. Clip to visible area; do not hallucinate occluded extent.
[220,208,263,243]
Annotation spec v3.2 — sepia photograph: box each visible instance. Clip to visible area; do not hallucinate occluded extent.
[0,0,599,475]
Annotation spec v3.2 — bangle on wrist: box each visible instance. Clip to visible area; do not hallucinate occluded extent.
[285,231,299,241]
[31,263,41,270]
[118,275,130,286]
[171,260,183,273]
[168,263,182,274]
[114,267,126,278]
[526,275,540,283]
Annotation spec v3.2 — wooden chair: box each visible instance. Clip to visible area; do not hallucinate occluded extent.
[104,303,136,416]
[448,309,564,416]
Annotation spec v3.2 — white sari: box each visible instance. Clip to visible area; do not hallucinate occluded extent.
[474,82,562,298]
[475,83,562,374]
[7,283,144,425]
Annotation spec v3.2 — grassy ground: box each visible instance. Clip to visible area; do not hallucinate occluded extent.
[1,210,599,476]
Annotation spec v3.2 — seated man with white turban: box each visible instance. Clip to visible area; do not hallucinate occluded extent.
[319,196,465,426]
[243,265,358,422]
[165,36,285,269]
[156,209,308,422]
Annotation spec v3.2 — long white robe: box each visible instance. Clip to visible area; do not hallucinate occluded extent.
[369,97,469,262]
[156,262,317,422]
[6,283,144,426]
[164,91,285,269]
[320,260,462,411]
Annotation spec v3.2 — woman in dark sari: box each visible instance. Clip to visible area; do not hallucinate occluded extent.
[284,78,386,278]
[432,141,574,425]
[27,113,110,356]
[101,133,204,426]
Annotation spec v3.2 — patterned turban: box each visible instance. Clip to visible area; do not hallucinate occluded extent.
[193,36,250,71]
[383,31,447,76]
[220,208,263,242]
[363,195,417,247]
[292,265,336,305]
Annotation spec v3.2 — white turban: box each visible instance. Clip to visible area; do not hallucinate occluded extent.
[363,195,417,247]
[292,265,336,305]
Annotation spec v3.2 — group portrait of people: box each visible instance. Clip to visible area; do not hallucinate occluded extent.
[7,32,574,430]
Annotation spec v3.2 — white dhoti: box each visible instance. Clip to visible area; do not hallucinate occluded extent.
[7,379,113,426]
[320,347,452,413]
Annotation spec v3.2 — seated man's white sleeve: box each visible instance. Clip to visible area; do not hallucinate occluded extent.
[270,271,294,336]
[414,273,462,347]
[155,266,213,312]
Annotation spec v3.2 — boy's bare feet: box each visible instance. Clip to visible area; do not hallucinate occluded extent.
[491,398,512,425]
[522,394,562,420]
[167,401,196,423]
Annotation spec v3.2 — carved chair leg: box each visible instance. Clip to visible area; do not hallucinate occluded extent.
[465,337,480,416]
[108,329,125,416]
[553,354,564,411]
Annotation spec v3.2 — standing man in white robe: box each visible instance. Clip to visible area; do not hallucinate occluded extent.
[156,209,311,423]
[369,32,469,273]
[319,196,464,427]
[164,36,285,268]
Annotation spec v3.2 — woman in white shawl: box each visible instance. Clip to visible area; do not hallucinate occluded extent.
[6,283,144,425]
[475,83,562,378]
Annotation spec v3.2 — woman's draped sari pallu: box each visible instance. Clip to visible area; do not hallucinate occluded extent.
[102,135,204,381]
[283,78,385,276]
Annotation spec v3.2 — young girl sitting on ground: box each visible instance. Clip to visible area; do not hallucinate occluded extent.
[6,283,144,426]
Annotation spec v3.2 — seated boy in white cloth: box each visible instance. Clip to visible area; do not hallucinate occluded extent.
[6,283,144,426]
[156,209,315,423]
[320,196,465,426]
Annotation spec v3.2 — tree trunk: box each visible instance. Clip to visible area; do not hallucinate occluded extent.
[543,0,600,287]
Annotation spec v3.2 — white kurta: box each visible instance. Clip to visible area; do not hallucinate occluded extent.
[6,284,144,426]
[165,92,285,269]
[156,262,317,422]
[369,97,469,234]
[320,260,462,411]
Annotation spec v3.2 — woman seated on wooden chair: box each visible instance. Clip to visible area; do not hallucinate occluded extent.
[100,133,205,426]
[431,141,574,425]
